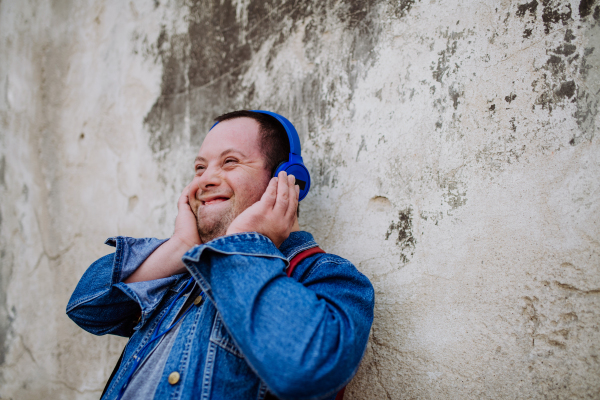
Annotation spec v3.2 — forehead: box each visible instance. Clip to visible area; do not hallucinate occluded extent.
[198,117,262,158]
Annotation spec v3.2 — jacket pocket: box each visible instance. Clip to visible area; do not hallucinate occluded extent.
[209,313,244,358]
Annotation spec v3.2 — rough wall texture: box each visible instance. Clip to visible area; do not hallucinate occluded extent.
[0,0,599,398]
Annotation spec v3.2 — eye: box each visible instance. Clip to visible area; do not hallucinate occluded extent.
[195,164,205,172]
[224,158,237,165]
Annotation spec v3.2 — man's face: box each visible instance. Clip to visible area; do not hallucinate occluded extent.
[189,117,272,242]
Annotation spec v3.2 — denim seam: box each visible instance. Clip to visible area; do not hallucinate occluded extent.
[257,381,268,400]
[114,283,148,317]
[183,248,288,303]
[200,330,218,400]
[65,289,108,312]
[168,277,191,293]
[284,243,319,275]
[183,247,287,264]
[304,258,350,281]
[285,241,318,262]
[204,308,271,394]
[112,237,125,285]
[205,232,272,246]
[170,306,203,400]
[209,314,244,358]
[187,268,213,302]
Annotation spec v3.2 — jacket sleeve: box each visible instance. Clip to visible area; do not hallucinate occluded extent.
[182,233,375,400]
[66,236,183,336]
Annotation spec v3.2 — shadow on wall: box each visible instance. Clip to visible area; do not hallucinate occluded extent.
[140,0,418,157]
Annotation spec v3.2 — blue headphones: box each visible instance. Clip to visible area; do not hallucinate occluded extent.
[210,110,311,201]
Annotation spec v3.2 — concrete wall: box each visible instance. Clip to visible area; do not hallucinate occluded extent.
[1,0,598,398]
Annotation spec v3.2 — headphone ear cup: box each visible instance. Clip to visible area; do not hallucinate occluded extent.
[275,161,310,201]
[273,161,286,177]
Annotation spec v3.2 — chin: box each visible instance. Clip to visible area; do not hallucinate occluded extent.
[196,207,235,242]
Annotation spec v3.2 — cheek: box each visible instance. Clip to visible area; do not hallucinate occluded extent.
[248,175,271,201]
[189,178,201,203]
[234,175,270,206]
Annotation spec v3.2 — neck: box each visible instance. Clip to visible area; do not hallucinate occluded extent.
[291,218,300,232]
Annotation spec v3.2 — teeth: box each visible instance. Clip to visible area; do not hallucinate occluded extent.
[204,198,227,205]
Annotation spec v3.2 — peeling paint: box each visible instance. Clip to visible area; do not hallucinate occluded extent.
[541,0,572,34]
[385,208,416,266]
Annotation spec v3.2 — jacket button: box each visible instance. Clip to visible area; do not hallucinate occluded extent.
[168,371,180,385]
[193,295,203,306]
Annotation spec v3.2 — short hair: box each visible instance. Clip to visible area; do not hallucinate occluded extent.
[214,110,290,176]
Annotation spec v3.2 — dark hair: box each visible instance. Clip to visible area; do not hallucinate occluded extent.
[214,110,290,176]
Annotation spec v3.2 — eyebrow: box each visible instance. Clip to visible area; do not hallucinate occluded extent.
[194,148,247,164]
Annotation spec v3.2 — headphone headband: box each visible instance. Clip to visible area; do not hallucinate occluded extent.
[248,110,301,156]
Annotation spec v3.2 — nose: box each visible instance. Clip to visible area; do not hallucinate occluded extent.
[196,164,222,192]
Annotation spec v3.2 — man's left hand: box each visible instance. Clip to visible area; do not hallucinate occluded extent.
[226,171,299,247]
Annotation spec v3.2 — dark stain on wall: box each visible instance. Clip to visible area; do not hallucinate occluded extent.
[531,9,598,148]
[517,0,539,17]
[579,0,597,18]
[389,0,418,19]
[142,0,409,156]
[541,0,572,34]
[535,28,579,113]
[386,208,416,265]
[573,46,599,144]
[0,156,5,187]
[505,93,517,104]
[556,80,576,98]
[449,85,463,110]
[516,0,538,38]
[553,42,577,56]
[0,313,11,368]
[431,37,458,83]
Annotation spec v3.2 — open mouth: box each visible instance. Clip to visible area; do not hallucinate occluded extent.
[202,197,230,206]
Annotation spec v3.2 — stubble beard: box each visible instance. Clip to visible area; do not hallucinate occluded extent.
[195,203,237,243]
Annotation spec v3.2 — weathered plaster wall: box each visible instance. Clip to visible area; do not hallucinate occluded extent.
[0,0,598,398]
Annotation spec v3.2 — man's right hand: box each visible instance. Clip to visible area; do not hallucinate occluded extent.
[124,184,201,283]
[173,183,202,249]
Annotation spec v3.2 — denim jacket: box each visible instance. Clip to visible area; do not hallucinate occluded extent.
[66,231,374,400]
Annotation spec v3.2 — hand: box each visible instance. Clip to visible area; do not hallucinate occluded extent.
[226,171,299,247]
[172,183,202,248]
[125,184,201,283]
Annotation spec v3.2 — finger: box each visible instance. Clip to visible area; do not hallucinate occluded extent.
[274,171,290,213]
[286,177,299,218]
[260,177,278,208]
[178,184,191,209]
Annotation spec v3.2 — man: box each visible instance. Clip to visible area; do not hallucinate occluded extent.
[67,110,374,400]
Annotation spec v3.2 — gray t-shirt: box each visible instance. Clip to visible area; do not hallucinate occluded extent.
[121,286,200,399]
[121,323,182,400]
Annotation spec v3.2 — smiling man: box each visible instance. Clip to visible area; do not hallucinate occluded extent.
[67,110,374,400]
